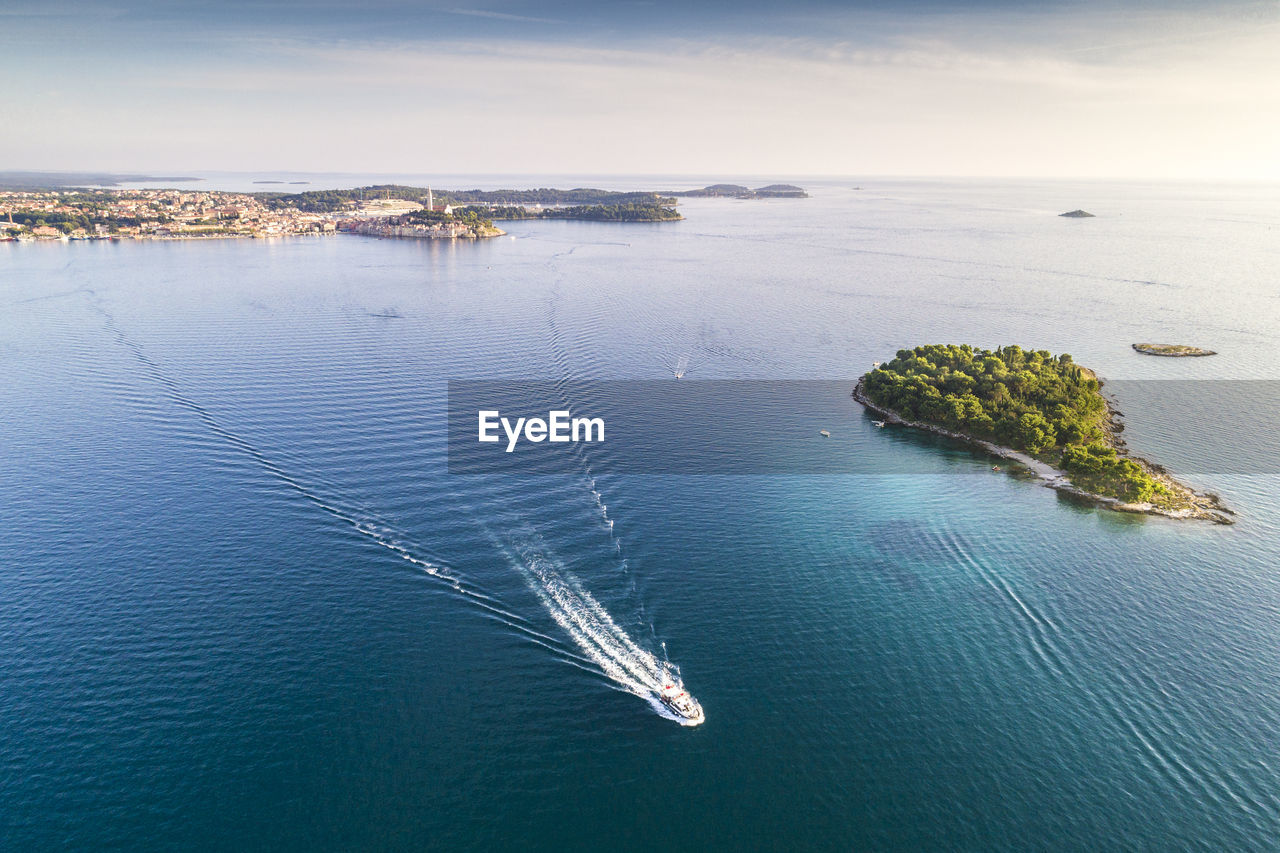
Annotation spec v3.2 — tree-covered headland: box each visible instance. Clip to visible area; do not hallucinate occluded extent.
[465,203,683,222]
[256,186,679,213]
[863,344,1172,504]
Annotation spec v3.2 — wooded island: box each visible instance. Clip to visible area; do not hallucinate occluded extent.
[856,344,1232,522]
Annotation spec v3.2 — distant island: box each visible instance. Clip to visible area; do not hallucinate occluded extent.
[1059,209,1095,218]
[855,344,1232,523]
[0,171,200,189]
[1133,343,1217,357]
[668,184,808,198]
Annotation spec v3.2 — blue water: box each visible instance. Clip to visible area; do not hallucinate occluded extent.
[4,180,1280,850]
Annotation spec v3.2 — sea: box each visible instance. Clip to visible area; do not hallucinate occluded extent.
[3,177,1280,851]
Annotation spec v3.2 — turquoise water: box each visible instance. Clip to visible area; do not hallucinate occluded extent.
[4,180,1280,850]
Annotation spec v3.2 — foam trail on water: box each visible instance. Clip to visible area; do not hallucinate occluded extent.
[585,469,622,553]
[94,303,596,663]
[497,529,703,726]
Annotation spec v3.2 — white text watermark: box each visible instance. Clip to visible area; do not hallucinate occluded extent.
[478,409,605,452]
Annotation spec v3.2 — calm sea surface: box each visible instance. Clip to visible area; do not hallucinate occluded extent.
[4,179,1280,850]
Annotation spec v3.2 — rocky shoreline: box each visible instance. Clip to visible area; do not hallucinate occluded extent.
[852,378,1234,524]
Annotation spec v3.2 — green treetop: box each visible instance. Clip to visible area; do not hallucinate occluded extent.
[864,344,1169,503]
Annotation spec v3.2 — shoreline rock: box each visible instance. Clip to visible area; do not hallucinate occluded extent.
[852,378,1234,524]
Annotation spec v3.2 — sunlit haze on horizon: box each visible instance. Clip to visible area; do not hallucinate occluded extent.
[2,0,1278,179]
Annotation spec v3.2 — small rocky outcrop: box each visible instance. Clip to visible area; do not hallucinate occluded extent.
[1132,343,1217,357]
[1059,209,1095,218]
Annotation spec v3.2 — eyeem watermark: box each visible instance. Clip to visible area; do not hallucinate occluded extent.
[478,409,604,452]
[449,380,1275,475]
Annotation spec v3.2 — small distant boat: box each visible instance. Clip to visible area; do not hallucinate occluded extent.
[819,429,830,437]
[674,354,689,380]
[873,420,886,428]
[992,466,1001,472]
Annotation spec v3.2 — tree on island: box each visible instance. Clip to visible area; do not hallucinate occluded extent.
[863,344,1168,503]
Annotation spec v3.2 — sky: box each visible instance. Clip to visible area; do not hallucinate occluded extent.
[2,0,1278,179]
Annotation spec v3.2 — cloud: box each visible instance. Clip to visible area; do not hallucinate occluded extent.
[2,4,1278,178]
[0,3,123,16]
[441,7,563,24]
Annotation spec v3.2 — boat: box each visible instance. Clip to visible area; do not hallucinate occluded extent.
[819,429,830,437]
[873,420,886,428]
[658,682,705,724]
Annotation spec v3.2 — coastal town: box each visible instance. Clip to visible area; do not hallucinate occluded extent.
[0,188,340,240]
[0,183,717,242]
[0,187,503,242]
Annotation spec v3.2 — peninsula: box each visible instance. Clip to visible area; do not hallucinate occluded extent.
[854,344,1232,523]
[475,203,682,222]
[264,185,683,223]
[257,185,679,212]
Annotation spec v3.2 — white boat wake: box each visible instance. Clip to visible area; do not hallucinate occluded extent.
[101,297,701,725]
[674,354,690,379]
[500,530,704,726]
